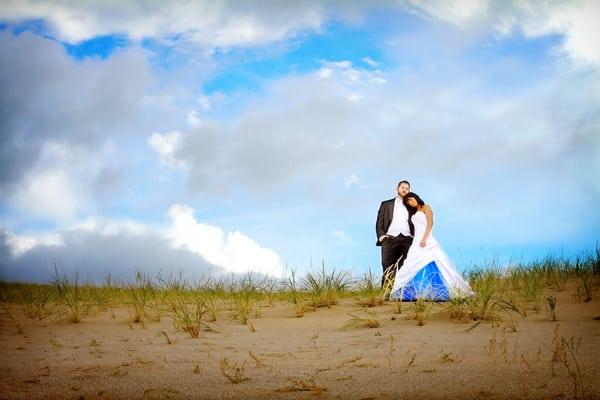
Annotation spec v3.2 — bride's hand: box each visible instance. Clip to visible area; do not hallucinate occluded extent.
[420,239,427,247]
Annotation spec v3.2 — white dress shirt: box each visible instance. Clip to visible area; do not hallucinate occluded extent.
[386,196,412,237]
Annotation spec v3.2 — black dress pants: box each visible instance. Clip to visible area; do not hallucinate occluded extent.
[381,234,413,288]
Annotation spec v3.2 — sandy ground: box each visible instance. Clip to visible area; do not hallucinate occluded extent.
[1,288,599,400]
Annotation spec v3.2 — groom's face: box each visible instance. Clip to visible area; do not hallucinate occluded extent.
[397,183,410,198]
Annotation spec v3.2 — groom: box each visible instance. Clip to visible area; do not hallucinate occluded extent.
[375,180,414,289]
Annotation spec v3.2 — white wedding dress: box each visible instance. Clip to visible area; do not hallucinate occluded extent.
[390,211,473,301]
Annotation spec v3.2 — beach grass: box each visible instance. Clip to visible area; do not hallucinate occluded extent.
[342,310,381,330]
[356,267,385,307]
[0,248,598,400]
[0,248,597,328]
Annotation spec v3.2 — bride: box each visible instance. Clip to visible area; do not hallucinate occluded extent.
[389,192,473,301]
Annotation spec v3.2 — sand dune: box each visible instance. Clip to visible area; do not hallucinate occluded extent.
[1,284,599,399]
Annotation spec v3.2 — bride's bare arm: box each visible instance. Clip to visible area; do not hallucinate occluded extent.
[421,204,434,246]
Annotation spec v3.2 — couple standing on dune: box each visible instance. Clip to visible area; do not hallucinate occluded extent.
[376,180,473,301]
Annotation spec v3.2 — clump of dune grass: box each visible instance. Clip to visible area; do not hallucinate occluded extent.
[275,377,327,395]
[283,269,308,317]
[342,310,380,330]
[52,267,97,323]
[220,358,250,384]
[230,292,254,325]
[158,270,190,296]
[576,270,594,303]
[519,267,544,312]
[504,288,527,317]
[381,257,402,301]
[21,284,54,321]
[171,296,212,338]
[461,249,598,330]
[126,271,166,324]
[467,268,515,324]
[229,274,262,325]
[203,293,220,322]
[303,262,352,308]
[539,256,570,291]
[545,295,558,321]
[446,290,470,321]
[412,297,434,326]
[100,273,123,319]
[550,325,585,399]
[261,277,280,307]
[194,277,227,321]
[356,268,385,307]
[126,271,152,323]
[575,255,596,302]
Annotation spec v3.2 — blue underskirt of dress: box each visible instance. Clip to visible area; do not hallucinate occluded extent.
[392,261,450,301]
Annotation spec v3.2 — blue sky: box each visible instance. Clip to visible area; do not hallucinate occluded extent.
[0,1,599,283]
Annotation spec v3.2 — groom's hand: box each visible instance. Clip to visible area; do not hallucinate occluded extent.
[379,235,389,242]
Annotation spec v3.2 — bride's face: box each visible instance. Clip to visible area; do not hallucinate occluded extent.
[406,197,418,208]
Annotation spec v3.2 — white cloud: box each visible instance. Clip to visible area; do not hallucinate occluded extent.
[345,174,360,188]
[197,95,212,111]
[0,1,324,48]
[186,110,202,127]
[1,204,284,282]
[167,73,363,193]
[2,1,597,68]
[407,0,600,67]
[148,131,188,169]
[71,218,151,237]
[3,230,64,258]
[344,173,369,190]
[318,67,333,79]
[362,56,379,67]
[332,229,352,242]
[515,0,600,66]
[408,0,488,26]
[167,204,284,277]
[143,49,598,211]
[348,93,362,103]
[9,169,83,223]
[318,61,387,85]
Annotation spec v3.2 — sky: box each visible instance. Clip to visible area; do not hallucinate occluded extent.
[0,0,599,284]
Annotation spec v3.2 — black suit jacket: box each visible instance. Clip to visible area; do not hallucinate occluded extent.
[375,198,412,246]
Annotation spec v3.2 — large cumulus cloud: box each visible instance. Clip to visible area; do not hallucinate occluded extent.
[0,31,152,221]
[0,205,284,284]
[0,1,325,48]
[2,1,599,68]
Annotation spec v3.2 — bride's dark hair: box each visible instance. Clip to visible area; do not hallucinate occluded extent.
[402,192,425,213]
[403,192,425,212]
[403,192,424,236]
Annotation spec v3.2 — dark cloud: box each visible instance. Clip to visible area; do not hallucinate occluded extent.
[0,31,152,195]
[92,166,125,197]
[0,230,11,265]
[0,228,219,284]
